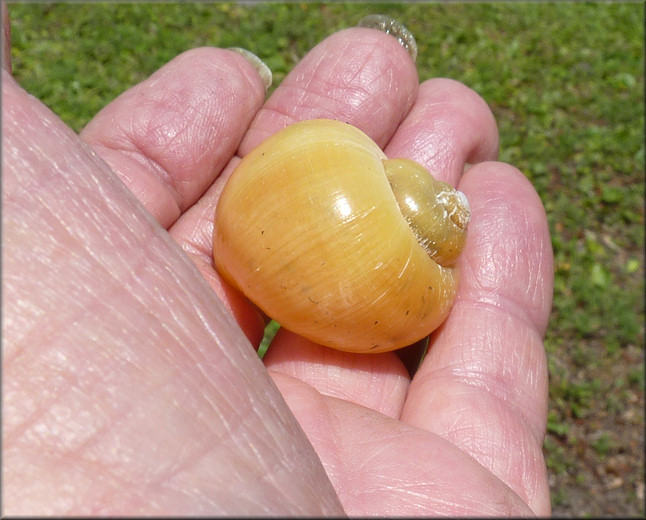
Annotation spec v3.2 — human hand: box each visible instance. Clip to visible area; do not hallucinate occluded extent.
[3,7,553,516]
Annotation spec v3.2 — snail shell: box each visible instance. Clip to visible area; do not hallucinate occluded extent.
[213,119,469,353]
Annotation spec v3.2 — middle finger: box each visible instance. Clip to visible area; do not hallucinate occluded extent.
[239,21,419,154]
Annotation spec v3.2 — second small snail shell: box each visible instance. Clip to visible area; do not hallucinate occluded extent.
[213,119,470,353]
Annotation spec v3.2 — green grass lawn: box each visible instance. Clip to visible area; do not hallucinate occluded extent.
[7,2,644,516]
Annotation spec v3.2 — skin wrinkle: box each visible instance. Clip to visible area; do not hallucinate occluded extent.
[328,83,373,117]
[172,220,213,259]
[237,98,303,152]
[64,350,272,512]
[427,383,545,508]
[109,232,248,397]
[462,199,551,332]
[121,442,277,515]
[416,368,523,445]
[75,446,159,513]
[459,300,543,389]
[4,368,76,447]
[312,44,384,105]
[107,409,221,487]
[423,305,549,441]
[140,86,229,165]
[268,371,350,509]
[88,141,182,226]
[126,98,209,208]
[384,80,499,187]
[149,429,238,498]
[4,74,343,515]
[369,431,527,516]
[5,194,134,361]
[403,330,548,509]
[9,452,111,515]
[239,29,417,154]
[28,135,160,267]
[3,100,78,207]
[328,42,406,132]
[430,122,472,177]
[412,124,456,172]
[501,425,544,509]
[273,369,532,516]
[15,316,181,472]
[31,377,111,452]
[289,82,357,120]
[81,48,265,228]
[7,201,163,380]
[1,290,43,355]
[527,243,553,333]
[5,400,146,512]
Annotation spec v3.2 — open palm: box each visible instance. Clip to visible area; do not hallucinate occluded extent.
[4,17,552,516]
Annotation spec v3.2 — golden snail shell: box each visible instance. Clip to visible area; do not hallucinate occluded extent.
[213,119,469,353]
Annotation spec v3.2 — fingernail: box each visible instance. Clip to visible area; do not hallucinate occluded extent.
[228,47,273,92]
[357,14,418,62]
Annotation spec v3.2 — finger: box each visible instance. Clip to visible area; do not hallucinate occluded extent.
[385,78,499,186]
[264,329,410,419]
[171,22,419,355]
[238,23,419,154]
[271,371,535,516]
[384,78,500,373]
[401,162,553,515]
[81,47,267,229]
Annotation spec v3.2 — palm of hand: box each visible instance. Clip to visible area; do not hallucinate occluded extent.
[3,24,552,516]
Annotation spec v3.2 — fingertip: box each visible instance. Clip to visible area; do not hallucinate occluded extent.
[460,160,549,245]
[385,78,499,186]
[81,46,267,228]
[433,78,500,164]
[460,160,541,200]
[226,47,272,92]
[356,14,418,63]
[239,24,419,155]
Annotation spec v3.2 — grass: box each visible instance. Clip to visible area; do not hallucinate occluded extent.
[7,2,644,516]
